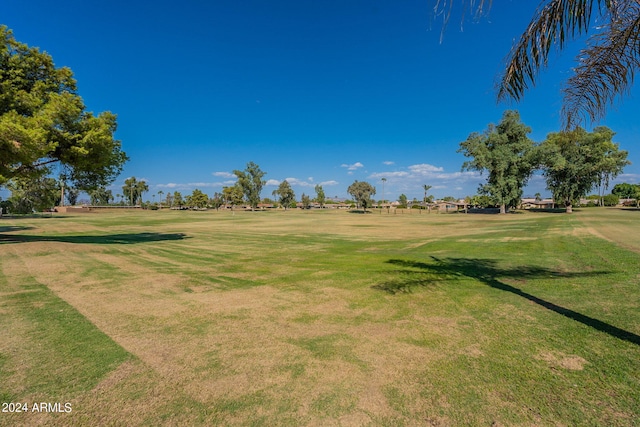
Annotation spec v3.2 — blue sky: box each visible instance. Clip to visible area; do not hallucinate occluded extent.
[4,0,640,201]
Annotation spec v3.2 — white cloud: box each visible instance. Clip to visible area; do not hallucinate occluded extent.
[155,181,238,191]
[212,171,235,178]
[269,178,340,188]
[365,162,484,199]
[157,183,179,189]
[369,171,409,179]
[615,173,640,183]
[383,161,395,165]
[408,164,444,175]
[341,162,364,171]
[285,177,312,187]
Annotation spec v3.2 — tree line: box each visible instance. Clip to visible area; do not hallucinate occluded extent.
[459,110,630,214]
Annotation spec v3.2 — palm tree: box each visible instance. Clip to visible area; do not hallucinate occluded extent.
[423,184,432,213]
[381,177,387,209]
[136,180,149,206]
[436,1,640,129]
[158,190,164,208]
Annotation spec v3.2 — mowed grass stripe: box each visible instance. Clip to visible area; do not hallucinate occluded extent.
[0,251,131,402]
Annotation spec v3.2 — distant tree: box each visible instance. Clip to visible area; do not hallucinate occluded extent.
[7,176,60,213]
[612,183,640,199]
[347,181,376,212]
[233,161,266,210]
[443,196,457,202]
[301,193,311,209]
[398,194,408,208]
[222,185,243,210]
[173,191,183,209]
[275,180,296,210]
[592,128,631,206]
[157,190,164,208]
[187,189,208,209]
[315,184,326,208]
[136,180,149,205]
[123,177,143,205]
[602,194,620,207]
[534,192,542,202]
[66,187,80,206]
[165,192,173,207]
[423,184,433,213]
[210,192,224,210]
[540,126,629,213]
[422,185,432,203]
[470,194,493,208]
[0,26,127,189]
[89,187,113,205]
[458,110,536,214]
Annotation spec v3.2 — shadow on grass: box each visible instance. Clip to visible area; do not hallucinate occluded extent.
[374,257,640,346]
[0,232,188,245]
[526,208,575,214]
[0,225,35,233]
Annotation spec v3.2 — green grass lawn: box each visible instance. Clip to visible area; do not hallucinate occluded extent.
[1,208,639,426]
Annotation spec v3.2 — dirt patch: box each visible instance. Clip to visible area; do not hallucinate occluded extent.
[537,351,588,371]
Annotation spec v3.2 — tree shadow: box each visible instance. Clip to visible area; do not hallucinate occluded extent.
[374,257,640,346]
[0,232,188,245]
[0,226,35,233]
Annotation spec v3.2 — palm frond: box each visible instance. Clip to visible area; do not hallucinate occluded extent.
[562,2,640,128]
[431,0,492,43]
[497,0,612,102]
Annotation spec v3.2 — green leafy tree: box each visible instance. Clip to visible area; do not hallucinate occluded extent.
[0,26,127,188]
[458,110,536,214]
[398,194,408,208]
[165,192,173,207]
[89,187,113,205]
[222,185,243,210]
[347,180,376,212]
[233,161,266,211]
[301,193,311,209]
[210,192,224,210]
[66,187,79,206]
[315,184,326,208]
[7,176,60,213]
[612,183,640,199]
[593,129,631,205]
[173,191,183,208]
[275,180,296,210]
[187,188,208,209]
[470,194,493,208]
[541,126,629,213]
[602,194,620,207]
